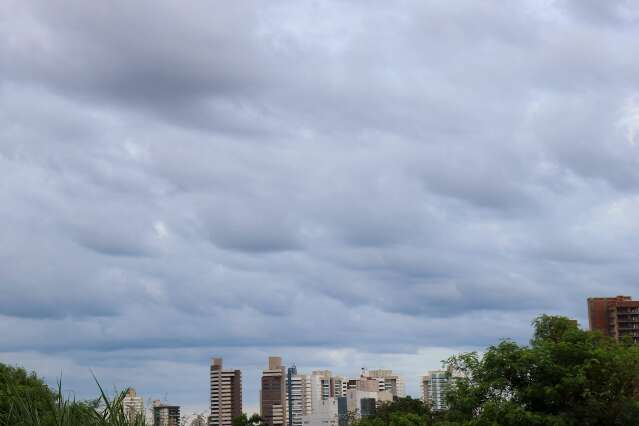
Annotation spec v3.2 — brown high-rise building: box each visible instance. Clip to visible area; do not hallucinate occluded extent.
[209,358,242,426]
[261,356,287,426]
[588,296,639,343]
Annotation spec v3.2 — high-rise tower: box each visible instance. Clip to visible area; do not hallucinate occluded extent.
[287,365,311,426]
[261,357,287,426]
[421,371,452,411]
[209,358,242,426]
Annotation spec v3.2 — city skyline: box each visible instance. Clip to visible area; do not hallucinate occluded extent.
[134,358,433,419]
[3,0,639,419]
[101,359,445,419]
[66,308,609,421]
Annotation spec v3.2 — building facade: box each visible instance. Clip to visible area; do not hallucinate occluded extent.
[337,397,348,426]
[346,377,378,393]
[153,400,181,426]
[261,356,287,426]
[344,389,382,419]
[332,376,347,399]
[310,370,336,413]
[287,366,312,426]
[588,296,639,342]
[366,370,406,398]
[301,398,338,426]
[122,388,144,421]
[421,371,451,411]
[209,358,242,426]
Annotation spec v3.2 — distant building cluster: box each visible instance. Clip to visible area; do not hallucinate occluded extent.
[208,356,412,426]
[120,358,422,426]
[123,297,625,426]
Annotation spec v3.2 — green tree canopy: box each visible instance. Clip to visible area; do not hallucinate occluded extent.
[0,363,145,425]
[0,363,56,424]
[233,413,268,426]
[444,315,639,426]
[357,397,437,426]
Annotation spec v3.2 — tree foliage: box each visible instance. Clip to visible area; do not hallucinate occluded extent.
[233,413,268,426]
[0,364,146,425]
[358,316,639,425]
[356,397,438,426]
[0,363,57,424]
[444,315,639,425]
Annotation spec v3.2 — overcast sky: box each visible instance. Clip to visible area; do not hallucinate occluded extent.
[2,0,639,417]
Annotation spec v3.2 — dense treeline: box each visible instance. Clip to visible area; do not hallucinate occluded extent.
[0,364,146,426]
[358,315,639,426]
[4,316,639,425]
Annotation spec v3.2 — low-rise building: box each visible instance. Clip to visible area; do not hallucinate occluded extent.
[153,400,181,426]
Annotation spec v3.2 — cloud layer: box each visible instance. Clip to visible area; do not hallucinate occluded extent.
[3,0,639,412]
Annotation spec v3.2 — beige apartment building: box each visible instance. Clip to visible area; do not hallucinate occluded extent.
[209,358,242,426]
[122,388,144,421]
[366,370,406,398]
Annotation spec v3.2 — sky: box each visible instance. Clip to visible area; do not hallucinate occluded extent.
[2,0,639,418]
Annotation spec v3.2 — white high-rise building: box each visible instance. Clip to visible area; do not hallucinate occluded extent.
[287,367,312,426]
[122,388,144,421]
[333,376,347,398]
[310,371,334,413]
[421,370,451,411]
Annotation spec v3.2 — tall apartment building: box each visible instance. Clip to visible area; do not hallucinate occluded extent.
[588,296,639,343]
[153,400,181,426]
[287,366,312,426]
[261,356,287,426]
[122,388,144,421]
[333,376,347,398]
[310,370,334,413]
[366,370,406,398]
[209,358,242,426]
[421,371,452,411]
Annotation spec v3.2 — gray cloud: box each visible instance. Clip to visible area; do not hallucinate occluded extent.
[2,0,639,413]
